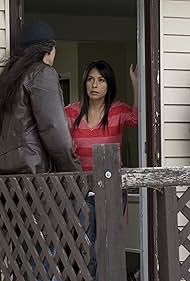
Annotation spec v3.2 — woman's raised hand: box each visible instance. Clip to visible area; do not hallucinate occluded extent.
[129,64,138,107]
[129,64,138,89]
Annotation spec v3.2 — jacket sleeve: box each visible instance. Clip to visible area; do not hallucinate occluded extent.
[30,65,81,172]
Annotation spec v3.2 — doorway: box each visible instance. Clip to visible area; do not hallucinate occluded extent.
[24,0,139,170]
[12,0,148,279]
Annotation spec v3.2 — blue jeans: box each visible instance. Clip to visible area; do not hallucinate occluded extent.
[80,195,97,278]
[86,196,97,277]
[37,196,97,281]
[82,191,127,280]
[35,195,97,281]
[36,242,56,281]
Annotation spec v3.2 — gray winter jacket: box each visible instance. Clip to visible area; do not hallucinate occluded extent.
[0,62,81,174]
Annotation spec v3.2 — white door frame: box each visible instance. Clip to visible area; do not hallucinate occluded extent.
[137,0,149,280]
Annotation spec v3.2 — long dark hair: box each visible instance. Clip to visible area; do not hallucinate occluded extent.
[74,60,117,129]
[0,40,55,113]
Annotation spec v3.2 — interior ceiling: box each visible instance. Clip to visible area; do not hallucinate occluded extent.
[24,0,136,17]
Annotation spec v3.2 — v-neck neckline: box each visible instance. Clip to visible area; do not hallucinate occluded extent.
[82,117,101,131]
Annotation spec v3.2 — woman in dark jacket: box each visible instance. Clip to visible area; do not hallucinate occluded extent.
[0,21,80,174]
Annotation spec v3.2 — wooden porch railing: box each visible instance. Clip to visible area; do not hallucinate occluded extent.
[0,143,189,281]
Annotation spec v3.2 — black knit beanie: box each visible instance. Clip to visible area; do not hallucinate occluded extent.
[21,21,55,48]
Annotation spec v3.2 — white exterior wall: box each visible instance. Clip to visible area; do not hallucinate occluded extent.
[161,0,190,265]
[0,0,9,70]
[161,0,190,167]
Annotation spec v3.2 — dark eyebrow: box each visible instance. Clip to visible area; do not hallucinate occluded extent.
[87,75,104,79]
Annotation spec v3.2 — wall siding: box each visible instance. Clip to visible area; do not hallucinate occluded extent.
[0,0,10,72]
[161,0,190,265]
[161,0,190,167]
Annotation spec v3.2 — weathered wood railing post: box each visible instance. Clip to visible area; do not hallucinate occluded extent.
[157,187,180,281]
[92,143,127,281]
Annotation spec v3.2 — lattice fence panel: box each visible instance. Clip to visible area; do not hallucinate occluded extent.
[0,174,94,281]
[177,187,190,281]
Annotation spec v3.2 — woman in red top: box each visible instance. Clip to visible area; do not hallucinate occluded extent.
[65,60,138,279]
[65,60,138,171]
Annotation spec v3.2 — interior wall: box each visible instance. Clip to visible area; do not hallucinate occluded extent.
[25,14,136,42]
[25,14,136,98]
[78,42,127,100]
[54,41,79,101]
[124,42,138,168]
